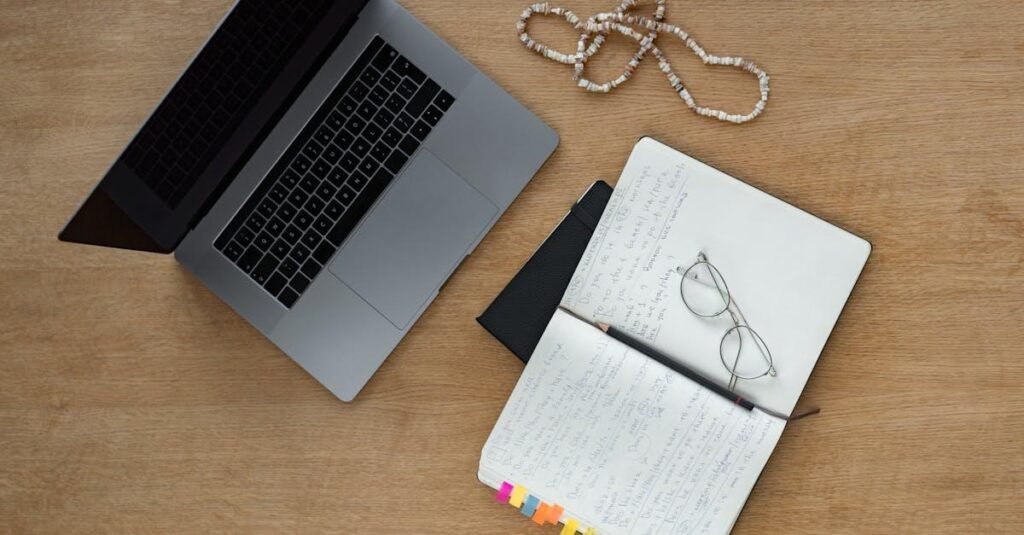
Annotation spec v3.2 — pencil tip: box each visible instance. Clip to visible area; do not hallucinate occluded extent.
[596,322,610,333]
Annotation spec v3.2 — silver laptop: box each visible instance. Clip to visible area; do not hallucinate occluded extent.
[60,0,558,401]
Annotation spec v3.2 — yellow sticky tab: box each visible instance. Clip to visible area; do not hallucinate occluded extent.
[509,485,527,508]
[583,528,597,535]
[560,519,580,535]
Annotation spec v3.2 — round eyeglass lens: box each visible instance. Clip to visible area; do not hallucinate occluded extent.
[680,261,731,317]
[719,325,774,380]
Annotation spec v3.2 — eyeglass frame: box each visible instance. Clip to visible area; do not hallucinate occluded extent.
[675,251,777,391]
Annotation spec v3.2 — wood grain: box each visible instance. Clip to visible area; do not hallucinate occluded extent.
[1,0,1022,533]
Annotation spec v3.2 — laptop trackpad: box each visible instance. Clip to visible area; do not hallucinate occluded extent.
[329,150,497,329]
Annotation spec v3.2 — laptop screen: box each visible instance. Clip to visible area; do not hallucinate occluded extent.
[61,0,367,252]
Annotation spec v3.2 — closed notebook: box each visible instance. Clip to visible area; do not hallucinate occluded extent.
[477,180,613,362]
[479,137,871,534]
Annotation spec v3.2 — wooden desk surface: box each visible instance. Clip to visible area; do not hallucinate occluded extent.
[2,1,1022,533]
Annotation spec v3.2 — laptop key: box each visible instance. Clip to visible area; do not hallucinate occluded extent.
[351,137,371,158]
[422,105,443,126]
[299,175,319,193]
[405,80,440,117]
[394,111,414,131]
[382,127,402,147]
[302,140,323,160]
[246,213,267,232]
[300,258,322,279]
[325,200,344,219]
[235,227,255,247]
[238,246,263,273]
[336,185,356,206]
[383,151,408,174]
[313,214,333,234]
[373,108,395,128]
[277,287,299,308]
[305,195,325,216]
[282,224,301,244]
[313,240,337,264]
[323,143,343,165]
[290,273,311,293]
[370,142,390,162]
[266,216,285,236]
[333,129,354,150]
[358,157,377,176]
[392,57,426,84]
[294,210,314,229]
[433,90,455,110]
[327,167,347,187]
[252,255,278,285]
[257,199,277,219]
[270,239,290,259]
[380,71,401,91]
[281,169,301,189]
[279,258,299,278]
[223,241,244,261]
[357,101,378,121]
[340,152,359,172]
[371,43,397,72]
[311,158,331,180]
[411,120,432,141]
[314,126,333,145]
[384,94,406,114]
[277,202,297,223]
[359,67,380,87]
[396,78,418,99]
[301,229,320,249]
[362,123,383,143]
[269,183,289,203]
[348,171,368,191]
[326,110,345,131]
[289,244,310,263]
[398,134,419,156]
[288,188,309,207]
[338,96,358,116]
[344,116,366,136]
[292,154,312,174]
[254,231,274,251]
[349,80,370,101]
[368,86,388,107]
[264,272,287,296]
[316,182,337,201]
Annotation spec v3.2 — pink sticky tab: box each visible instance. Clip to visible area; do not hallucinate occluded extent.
[495,481,514,503]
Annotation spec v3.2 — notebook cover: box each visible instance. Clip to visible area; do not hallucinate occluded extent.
[477,181,613,362]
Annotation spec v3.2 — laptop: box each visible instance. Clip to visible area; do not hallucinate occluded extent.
[59,0,559,401]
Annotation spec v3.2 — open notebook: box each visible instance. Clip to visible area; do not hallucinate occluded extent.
[479,138,871,534]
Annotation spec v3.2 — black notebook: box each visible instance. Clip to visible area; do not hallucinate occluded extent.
[476,181,613,362]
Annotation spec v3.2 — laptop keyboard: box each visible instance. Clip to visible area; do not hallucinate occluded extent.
[122,0,333,207]
[214,36,455,309]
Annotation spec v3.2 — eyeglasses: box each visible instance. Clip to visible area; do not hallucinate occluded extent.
[676,252,777,391]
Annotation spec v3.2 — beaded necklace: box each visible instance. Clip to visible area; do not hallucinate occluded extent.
[515,0,770,124]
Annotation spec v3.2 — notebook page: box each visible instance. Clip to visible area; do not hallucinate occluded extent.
[562,138,871,415]
[480,309,785,534]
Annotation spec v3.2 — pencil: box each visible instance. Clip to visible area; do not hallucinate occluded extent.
[557,306,754,411]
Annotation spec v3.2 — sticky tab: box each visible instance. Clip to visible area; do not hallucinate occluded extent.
[509,485,527,508]
[583,527,597,535]
[546,504,564,524]
[560,519,580,535]
[521,495,540,517]
[532,503,550,524]
[495,481,514,503]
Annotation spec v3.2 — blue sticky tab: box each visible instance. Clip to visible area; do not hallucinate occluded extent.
[521,495,540,517]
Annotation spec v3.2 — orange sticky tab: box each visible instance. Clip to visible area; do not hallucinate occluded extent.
[509,485,527,508]
[546,504,564,524]
[560,519,580,535]
[532,503,549,524]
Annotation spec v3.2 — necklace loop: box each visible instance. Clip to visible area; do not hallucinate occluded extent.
[516,0,771,124]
